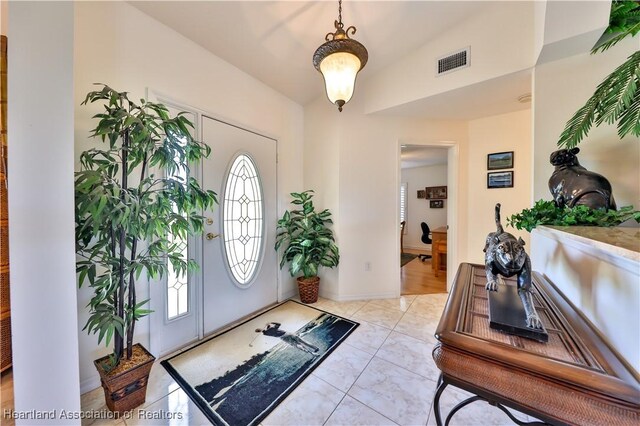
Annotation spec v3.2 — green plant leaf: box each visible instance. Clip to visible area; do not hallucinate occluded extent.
[508,200,640,232]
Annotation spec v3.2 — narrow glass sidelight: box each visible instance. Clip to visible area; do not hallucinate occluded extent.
[222,153,264,287]
[167,134,190,320]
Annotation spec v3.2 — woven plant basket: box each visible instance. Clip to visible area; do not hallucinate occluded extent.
[297,276,320,304]
[94,343,155,413]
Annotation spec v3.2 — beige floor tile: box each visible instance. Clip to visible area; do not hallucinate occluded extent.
[375,331,441,382]
[79,386,127,426]
[312,342,373,392]
[143,362,182,408]
[125,387,210,426]
[344,319,392,355]
[367,295,416,313]
[394,311,440,344]
[325,395,398,426]
[351,304,404,330]
[348,358,433,426]
[317,299,368,318]
[262,375,345,426]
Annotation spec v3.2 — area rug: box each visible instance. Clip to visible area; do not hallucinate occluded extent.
[161,300,359,426]
[401,252,418,267]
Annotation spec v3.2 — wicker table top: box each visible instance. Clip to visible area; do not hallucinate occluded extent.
[433,263,639,425]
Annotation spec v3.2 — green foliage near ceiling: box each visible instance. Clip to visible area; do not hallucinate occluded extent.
[557,0,640,149]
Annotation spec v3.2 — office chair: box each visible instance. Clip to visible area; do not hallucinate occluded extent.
[418,222,432,261]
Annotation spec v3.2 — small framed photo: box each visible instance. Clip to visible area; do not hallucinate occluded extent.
[417,190,426,199]
[430,200,444,208]
[487,151,514,170]
[425,186,447,199]
[487,171,514,189]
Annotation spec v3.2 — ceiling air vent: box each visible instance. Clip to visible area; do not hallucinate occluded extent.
[437,47,470,76]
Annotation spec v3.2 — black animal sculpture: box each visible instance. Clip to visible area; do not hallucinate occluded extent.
[548,147,616,210]
[484,204,542,329]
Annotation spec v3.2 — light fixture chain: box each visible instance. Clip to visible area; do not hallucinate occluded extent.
[338,0,342,25]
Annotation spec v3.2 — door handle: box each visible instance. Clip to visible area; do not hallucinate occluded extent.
[206,232,219,240]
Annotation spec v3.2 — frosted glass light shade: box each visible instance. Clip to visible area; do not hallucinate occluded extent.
[319,51,362,108]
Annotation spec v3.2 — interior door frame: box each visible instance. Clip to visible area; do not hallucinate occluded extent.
[147,88,281,356]
[397,139,459,292]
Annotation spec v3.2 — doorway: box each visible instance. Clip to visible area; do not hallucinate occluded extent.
[399,144,454,295]
[149,101,278,357]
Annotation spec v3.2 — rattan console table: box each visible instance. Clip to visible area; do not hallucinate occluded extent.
[432,263,639,425]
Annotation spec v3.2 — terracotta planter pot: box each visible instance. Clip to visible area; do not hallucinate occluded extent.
[297,276,320,304]
[94,343,155,413]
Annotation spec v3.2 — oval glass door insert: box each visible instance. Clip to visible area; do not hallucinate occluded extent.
[222,153,264,287]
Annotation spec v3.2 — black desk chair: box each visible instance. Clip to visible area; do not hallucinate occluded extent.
[418,222,432,261]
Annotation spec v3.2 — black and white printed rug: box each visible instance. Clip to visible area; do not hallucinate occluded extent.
[161,300,359,426]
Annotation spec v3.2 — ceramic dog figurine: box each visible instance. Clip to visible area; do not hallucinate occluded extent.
[484,203,542,329]
[548,147,616,210]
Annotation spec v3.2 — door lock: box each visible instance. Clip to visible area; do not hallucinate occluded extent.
[206,217,214,225]
[206,232,219,240]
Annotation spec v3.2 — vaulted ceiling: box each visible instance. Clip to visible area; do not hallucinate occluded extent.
[129,1,609,120]
[130,1,492,106]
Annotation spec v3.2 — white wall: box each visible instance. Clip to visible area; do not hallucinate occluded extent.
[74,1,304,392]
[302,98,341,298]
[532,227,639,372]
[8,2,81,422]
[304,95,468,299]
[466,110,533,264]
[533,36,640,208]
[401,164,448,249]
[363,2,535,114]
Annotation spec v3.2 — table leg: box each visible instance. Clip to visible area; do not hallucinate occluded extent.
[433,374,447,426]
[433,374,550,426]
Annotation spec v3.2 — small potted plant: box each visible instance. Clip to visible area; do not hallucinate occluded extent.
[75,84,217,412]
[275,190,339,303]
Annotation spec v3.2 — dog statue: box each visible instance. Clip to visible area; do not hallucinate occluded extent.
[549,147,616,210]
[484,203,542,329]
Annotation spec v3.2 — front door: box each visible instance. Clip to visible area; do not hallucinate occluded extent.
[201,116,278,335]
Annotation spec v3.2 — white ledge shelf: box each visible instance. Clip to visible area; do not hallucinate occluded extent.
[531,225,640,373]
[535,225,640,264]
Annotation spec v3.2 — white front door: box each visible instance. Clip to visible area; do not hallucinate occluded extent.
[201,116,278,335]
[149,104,278,357]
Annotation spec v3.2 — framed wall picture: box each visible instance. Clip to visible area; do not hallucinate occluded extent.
[425,186,447,199]
[487,171,514,189]
[417,190,426,199]
[487,151,514,170]
[430,200,444,208]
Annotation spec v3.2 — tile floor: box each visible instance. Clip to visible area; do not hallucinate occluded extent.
[81,294,540,426]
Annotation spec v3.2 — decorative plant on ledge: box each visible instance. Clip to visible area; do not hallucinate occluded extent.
[507,200,640,232]
[75,84,217,411]
[557,0,640,149]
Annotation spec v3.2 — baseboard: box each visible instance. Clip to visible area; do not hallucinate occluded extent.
[329,291,400,302]
[80,375,101,395]
[279,288,297,301]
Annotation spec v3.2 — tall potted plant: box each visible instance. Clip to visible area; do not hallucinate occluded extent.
[75,85,217,412]
[275,190,339,303]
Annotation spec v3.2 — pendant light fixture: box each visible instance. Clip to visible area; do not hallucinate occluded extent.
[312,0,368,112]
